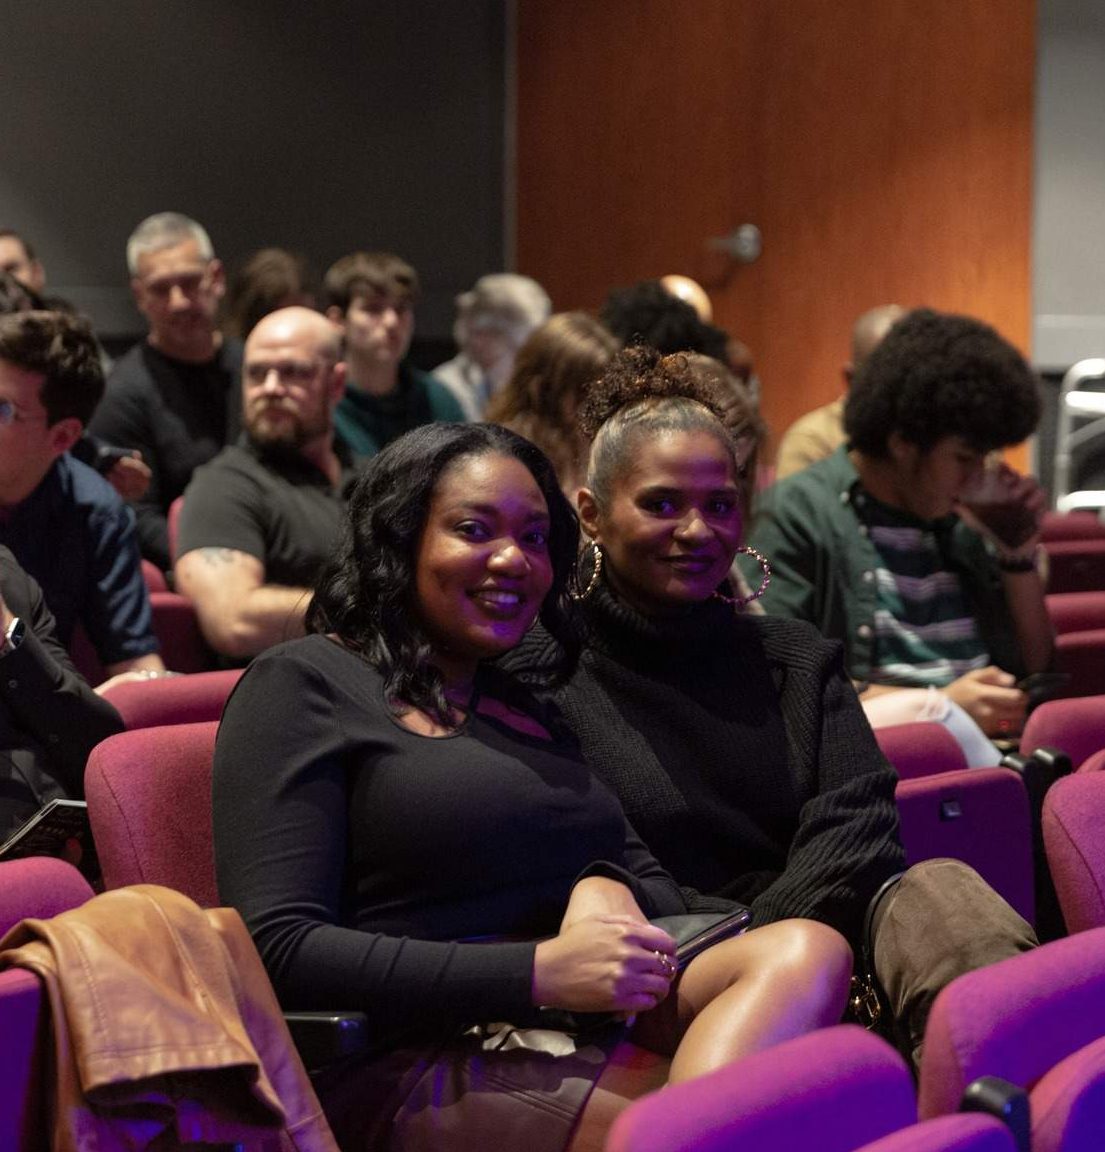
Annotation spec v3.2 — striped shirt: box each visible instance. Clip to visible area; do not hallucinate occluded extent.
[857,496,990,687]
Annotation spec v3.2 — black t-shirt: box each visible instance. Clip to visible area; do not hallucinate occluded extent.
[176,439,355,590]
[90,340,243,570]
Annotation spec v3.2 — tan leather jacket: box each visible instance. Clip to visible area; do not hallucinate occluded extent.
[0,884,338,1152]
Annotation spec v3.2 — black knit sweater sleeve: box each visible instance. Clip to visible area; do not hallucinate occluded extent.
[749,618,906,945]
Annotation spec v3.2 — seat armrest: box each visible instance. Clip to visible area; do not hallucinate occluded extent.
[284,1011,371,1070]
[960,1077,1030,1152]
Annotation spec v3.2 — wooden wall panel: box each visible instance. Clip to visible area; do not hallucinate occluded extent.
[516,0,1035,464]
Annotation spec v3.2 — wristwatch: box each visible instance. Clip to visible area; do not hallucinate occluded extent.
[0,616,25,658]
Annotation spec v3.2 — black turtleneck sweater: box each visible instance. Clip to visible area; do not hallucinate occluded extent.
[508,584,905,949]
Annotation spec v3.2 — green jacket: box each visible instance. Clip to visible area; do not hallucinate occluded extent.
[741,448,1026,686]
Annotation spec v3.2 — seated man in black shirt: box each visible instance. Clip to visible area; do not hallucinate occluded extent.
[174,307,357,662]
[0,546,122,837]
[89,213,242,572]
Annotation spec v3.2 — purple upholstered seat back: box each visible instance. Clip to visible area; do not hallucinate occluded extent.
[876,723,969,780]
[1027,1033,1105,1152]
[1043,771,1105,935]
[0,858,95,1148]
[606,1024,1015,1152]
[1020,694,1105,770]
[895,768,1035,924]
[101,668,243,730]
[85,720,220,907]
[919,927,1105,1122]
[0,857,94,940]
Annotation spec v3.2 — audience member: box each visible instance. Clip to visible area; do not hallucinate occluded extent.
[602,279,730,363]
[508,344,1038,1067]
[776,304,904,481]
[684,353,766,521]
[214,421,851,1146]
[0,269,151,504]
[0,311,164,679]
[0,546,123,837]
[323,250,463,457]
[221,247,317,341]
[486,311,618,496]
[0,229,46,296]
[433,273,552,419]
[744,308,1051,740]
[174,307,354,661]
[89,212,242,572]
[659,273,713,322]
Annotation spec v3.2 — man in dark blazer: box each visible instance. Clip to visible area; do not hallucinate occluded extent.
[0,546,122,837]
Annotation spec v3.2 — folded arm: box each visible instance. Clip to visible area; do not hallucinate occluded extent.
[175,547,310,661]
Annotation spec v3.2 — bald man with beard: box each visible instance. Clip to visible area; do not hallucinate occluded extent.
[776,304,905,481]
[174,307,358,661]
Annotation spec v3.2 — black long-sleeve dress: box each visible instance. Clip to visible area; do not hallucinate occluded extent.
[213,633,688,1047]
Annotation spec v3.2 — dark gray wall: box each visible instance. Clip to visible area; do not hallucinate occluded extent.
[0,1,506,341]
[1033,0,1105,370]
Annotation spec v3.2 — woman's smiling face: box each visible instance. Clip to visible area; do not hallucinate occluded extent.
[579,428,743,616]
[414,452,554,685]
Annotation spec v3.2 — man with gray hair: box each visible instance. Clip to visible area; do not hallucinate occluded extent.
[433,273,552,419]
[89,212,242,571]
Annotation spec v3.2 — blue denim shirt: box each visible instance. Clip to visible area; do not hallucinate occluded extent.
[742,448,1025,686]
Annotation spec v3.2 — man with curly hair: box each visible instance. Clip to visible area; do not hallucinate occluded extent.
[743,308,1053,740]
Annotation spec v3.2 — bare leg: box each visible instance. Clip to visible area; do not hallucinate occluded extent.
[568,918,852,1147]
[634,918,853,1082]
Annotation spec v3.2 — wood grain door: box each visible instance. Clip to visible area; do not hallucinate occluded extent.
[516,0,1035,461]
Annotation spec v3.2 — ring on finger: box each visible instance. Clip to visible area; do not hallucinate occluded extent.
[654,950,677,980]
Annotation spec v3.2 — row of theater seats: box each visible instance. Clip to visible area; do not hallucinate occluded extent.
[610,923,1105,1151]
[1042,510,1105,698]
[5,648,1105,1145]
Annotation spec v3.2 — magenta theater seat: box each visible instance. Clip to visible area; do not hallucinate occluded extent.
[606,1024,1016,1152]
[895,768,1034,925]
[876,723,969,781]
[1020,695,1105,771]
[1043,772,1105,934]
[100,668,243,729]
[85,721,221,907]
[920,927,1105,1151]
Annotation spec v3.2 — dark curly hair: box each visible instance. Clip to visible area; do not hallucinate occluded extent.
[307,423,578,724]
[844,308,1041,457]
[579,344,738,509]
[601,280,730,363]
[0,309,104,425]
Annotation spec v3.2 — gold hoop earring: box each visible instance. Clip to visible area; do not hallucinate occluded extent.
[570,540,603,601]
[712,545,772,609]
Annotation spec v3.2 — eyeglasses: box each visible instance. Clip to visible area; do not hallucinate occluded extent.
[0,399,48,427]
[244,360,328,387]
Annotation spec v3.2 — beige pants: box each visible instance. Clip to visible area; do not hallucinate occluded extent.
[871,858,1039,1070]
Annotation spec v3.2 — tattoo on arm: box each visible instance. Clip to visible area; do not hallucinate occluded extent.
[198,548,243,568]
